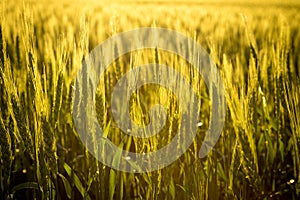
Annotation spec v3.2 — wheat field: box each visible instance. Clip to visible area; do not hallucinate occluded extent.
[0,0,300,199]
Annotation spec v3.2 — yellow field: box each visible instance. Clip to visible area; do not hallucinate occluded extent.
[0,0,300,199]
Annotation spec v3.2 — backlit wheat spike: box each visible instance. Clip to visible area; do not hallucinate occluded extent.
[96,91,105,127]
[15,35,21,70]
[0,25,4,67]
[11,94,34,158]
[153,47,160,84]
[0,65,7,121]
[26,52,36,100]
[113,42,121,81]
[7,116,15,154]
[73,77,80,118]
[0,24,9,121]
[52,71,64,125]
[81,58,88,107]
[66,81,74,120]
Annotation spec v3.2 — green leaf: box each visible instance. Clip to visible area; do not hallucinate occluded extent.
[257,134,265,153]
[217,162,227,181]
[10,182,39,196]
[112,142,124,168]
[58,173,72,199]
[103,120,111,138]
[176,184,187,192]
[279,140,284,162]
[109,169,116,200]
[169,177,175,199]
[264,131,275,163]
[63,162,91,200]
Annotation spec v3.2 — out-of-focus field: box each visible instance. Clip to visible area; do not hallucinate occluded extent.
[0,0,300,199]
